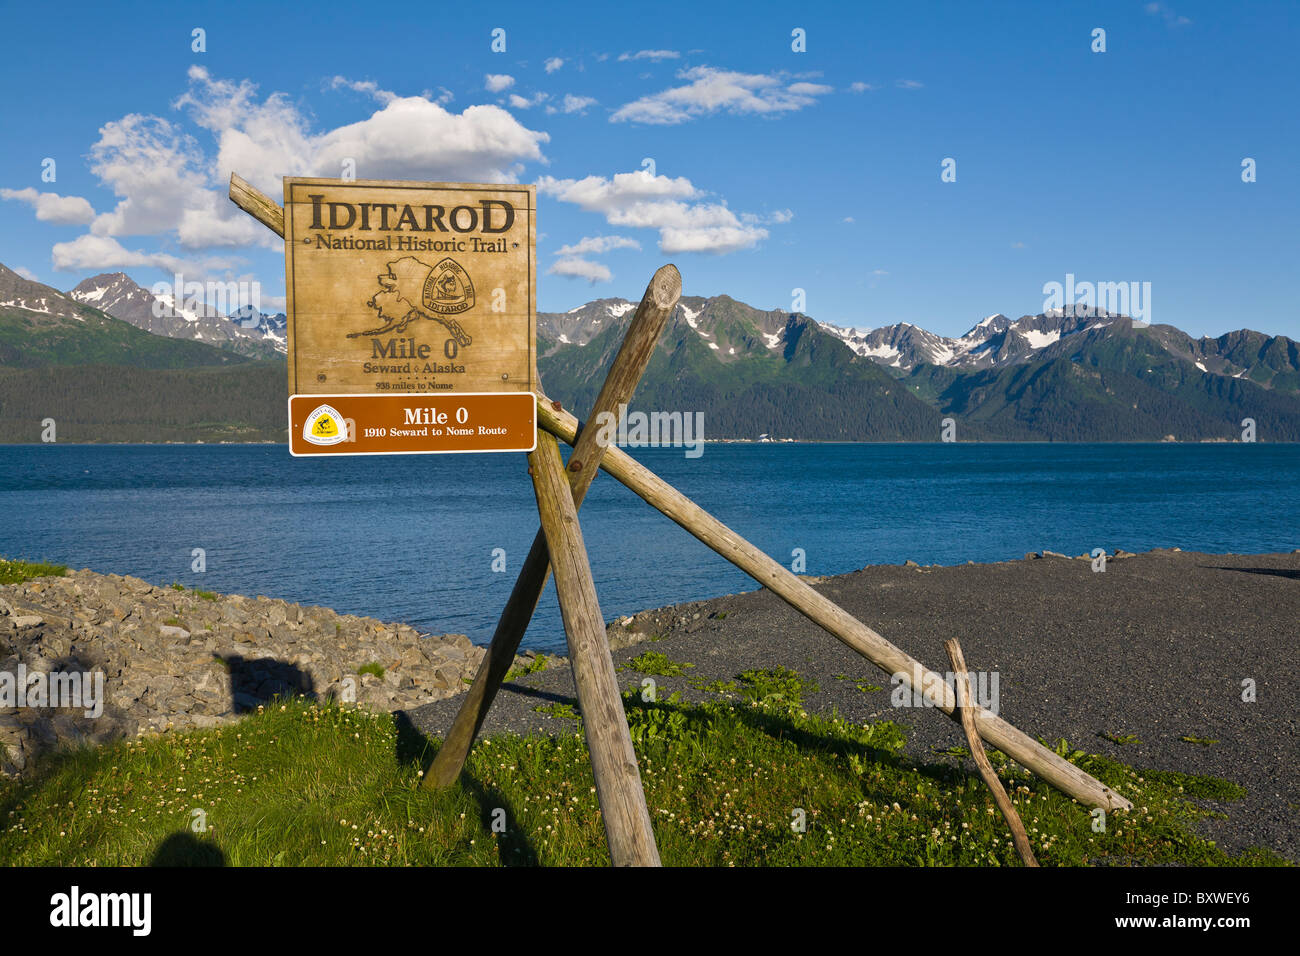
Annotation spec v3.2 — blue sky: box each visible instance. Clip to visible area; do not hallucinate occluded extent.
[0,0,1295,339]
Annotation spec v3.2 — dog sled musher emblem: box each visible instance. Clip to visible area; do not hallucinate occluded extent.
[348,255,473,346]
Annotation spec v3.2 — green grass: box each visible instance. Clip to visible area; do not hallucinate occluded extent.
[168,582,217,601]
[0,558,68,586]
[533,702,580,722]
[505,654,550,682]
[357,662,385,680]
[627,651,695,677]
[1181,735,1219,747]
[0,683,1287,867]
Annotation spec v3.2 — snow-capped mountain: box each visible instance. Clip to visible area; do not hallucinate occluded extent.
[824,309,1125,372]
[0,263,87,321]
[69,273,286,358]
[539,294,790,357]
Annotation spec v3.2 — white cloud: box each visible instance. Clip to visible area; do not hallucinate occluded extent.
[485,74,516,92]
[51,234,238,274]
[896,79,924,89]
[612,66,832,124]
[13,266,39,281]
[327,76,397,105]
[84,112,260,248]
[842,216,855,224]
[51,67,549,268]
[560,94,597,114]
[1145,2,1192,25]
[849,81,879,93]
[549,257,612,283]
[174,66,546,193]
[544,57,565,73]
[508,92,549,109]
[618,50,680,62]
[309,97,547,182]
[555,235,641,256]
[538,169,770,254]
[0,187,96,225]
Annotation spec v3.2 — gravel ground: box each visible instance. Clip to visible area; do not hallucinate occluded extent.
[407,549,1300,863]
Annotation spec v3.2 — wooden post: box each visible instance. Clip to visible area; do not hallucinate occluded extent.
[945,638,1038,867]
[536,397,1132,813]
[528,431,661,866]
[424,264,680,789]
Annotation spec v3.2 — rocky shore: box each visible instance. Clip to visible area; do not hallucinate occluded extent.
[0,568,553,775]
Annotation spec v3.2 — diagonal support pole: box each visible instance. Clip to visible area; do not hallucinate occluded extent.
[528,431,660,866]
[536,396,1132,813]
[423,264,681,789]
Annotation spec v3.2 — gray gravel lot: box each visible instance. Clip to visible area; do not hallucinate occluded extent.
[408,549,1299,863]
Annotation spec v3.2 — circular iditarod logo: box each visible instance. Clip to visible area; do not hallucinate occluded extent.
[302,404,349,445]
[422,257,474,315]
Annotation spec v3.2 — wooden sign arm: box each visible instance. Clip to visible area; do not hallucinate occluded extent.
[536,397,1132,813]
[528,431,661,866]
[229,173,284,238]
[425,264,680,788]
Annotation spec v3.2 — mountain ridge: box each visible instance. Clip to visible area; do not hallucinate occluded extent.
[3,261,1299,442]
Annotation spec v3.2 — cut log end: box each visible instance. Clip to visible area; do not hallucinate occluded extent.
[648,263,682,308]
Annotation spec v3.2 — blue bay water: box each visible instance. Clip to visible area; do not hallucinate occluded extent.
[1,443,1296,654]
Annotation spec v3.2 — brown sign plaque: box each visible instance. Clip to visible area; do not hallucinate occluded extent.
[282,177,536,453]
[287,392,536,457]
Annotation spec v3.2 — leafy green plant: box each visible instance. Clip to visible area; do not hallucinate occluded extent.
[1101,731,1142,746]
[357,662,385,679]
[628,651,694,677]
[625,693,690,746]
[737,666,817,710]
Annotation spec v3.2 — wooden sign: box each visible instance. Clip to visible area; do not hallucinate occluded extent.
[282,177,536,454]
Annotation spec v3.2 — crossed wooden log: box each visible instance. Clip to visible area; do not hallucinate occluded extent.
[231,173,1131,868]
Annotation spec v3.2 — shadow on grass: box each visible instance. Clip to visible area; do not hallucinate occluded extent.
[393,711,540,867]
[626,692,981,811]
[149,831,226,866]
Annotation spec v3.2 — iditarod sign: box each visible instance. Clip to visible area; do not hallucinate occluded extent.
[282,177,536,456]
